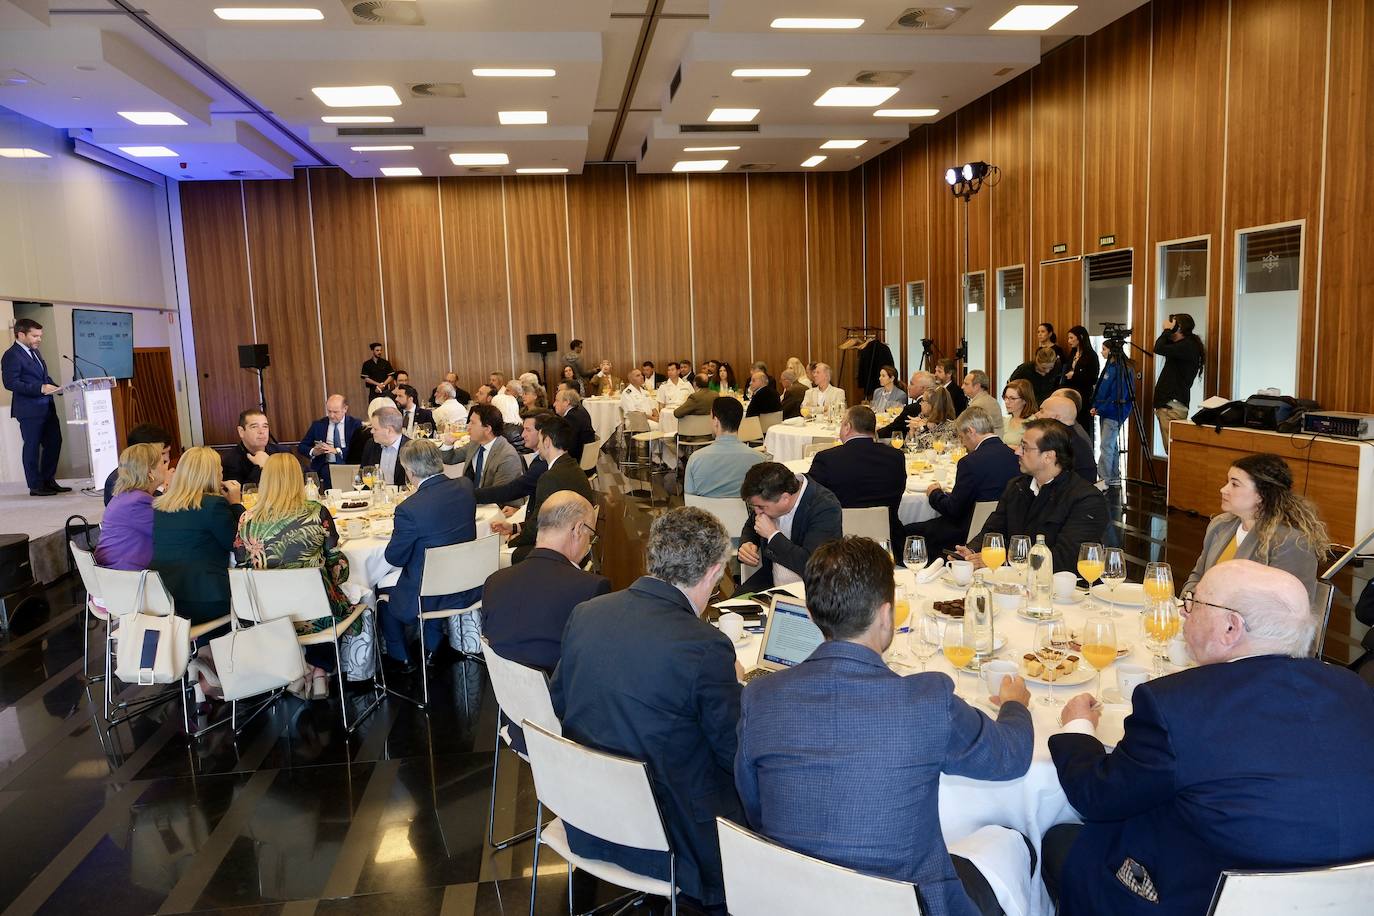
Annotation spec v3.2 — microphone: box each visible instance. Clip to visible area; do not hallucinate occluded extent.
[70,352,110,376]
[62,354,84,381]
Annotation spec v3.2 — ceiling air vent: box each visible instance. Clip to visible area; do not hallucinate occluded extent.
[887,7,968,30]
[852,70,913,87]
[669,66,682,102]
[465,166,502,173]
[738,163,774,172]
[228,169,271,179]
[346,0,425,26]
[335,126,426,136]
[678,123,760,134]
[411,82,465,99]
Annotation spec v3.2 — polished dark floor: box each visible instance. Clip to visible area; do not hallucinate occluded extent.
[0,454,1360,916]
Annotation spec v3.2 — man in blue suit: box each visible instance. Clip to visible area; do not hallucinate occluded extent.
[380,439,478,673]
[2,318,67,496]
[1043,560,1374,915]
[736,537,1035,916]
[904,406,1020,557]
[297,393,361,480]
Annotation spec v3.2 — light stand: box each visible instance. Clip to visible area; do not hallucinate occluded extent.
[946,162,998,376]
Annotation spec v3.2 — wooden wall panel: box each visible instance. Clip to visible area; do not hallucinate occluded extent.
[1039,259,1083,351]
[243,174,321,438]
[807,170,865,392]
[926,117,960,358]
[899,131,931,377]
[503,176,572,377]
[179,181,257,445]
[957,97,994,372]
[747,173,808,382]
[877,148,905,289]
[439,176,511,389]
[688,174,750,371]
[1031,40,1085,265]
[374,179,449,392]
[991,74,1033,364]
[628,173,693,367]
[1084,5,1151,255]
[567,165,634,373]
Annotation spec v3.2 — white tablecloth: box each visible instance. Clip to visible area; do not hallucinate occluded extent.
[583,397,622,444]
[784,456,947,527]
[730,572,1155,916]
[337,504,504,605]
[762,421,839,463]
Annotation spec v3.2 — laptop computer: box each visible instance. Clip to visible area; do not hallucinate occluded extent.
[742,595,825,682]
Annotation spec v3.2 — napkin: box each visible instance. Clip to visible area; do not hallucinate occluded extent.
[914,557,945,584]
[782,416,807,426]
[947,825,1032,916]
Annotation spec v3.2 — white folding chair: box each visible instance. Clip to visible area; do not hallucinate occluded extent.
[803,441,839,459]
[328,463,360,491]
[675,413,715,462]
[843,507,892,551]
[442,461,466,479]
[523,720,679,916]
[580,438,602,479]
[757,411,784,436]
[479,638,561,850]
[70,542,107,682]
[227,567,381,732]
[1311,579,1335,657]
[1206,858,1374,915]
[737,416,764,445]
[685,494,750,576]
[717,818,923,916]
[967,500,999,543]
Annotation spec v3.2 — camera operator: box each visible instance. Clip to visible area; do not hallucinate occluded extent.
[1152,312,1205,454]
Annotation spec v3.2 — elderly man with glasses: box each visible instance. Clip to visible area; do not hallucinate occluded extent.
[1040,560,1374,916]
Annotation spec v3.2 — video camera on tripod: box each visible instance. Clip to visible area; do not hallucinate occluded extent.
[1100,321,1132,354]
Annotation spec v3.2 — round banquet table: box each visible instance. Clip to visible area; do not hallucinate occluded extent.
[762,420,840,463]
[335,503,504,605]
[582,396,623,444]
[784,454,949,527]
[729,570,1167,916]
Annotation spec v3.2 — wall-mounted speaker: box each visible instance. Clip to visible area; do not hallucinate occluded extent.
[526,333,558,354]
[238,343,270,370]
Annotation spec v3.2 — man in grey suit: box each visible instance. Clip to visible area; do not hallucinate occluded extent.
[736,537,1035,916]
[442,403,524,506]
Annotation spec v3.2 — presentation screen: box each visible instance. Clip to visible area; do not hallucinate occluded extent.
[72,309,134,379]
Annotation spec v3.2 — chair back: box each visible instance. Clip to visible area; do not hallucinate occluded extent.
[967,500,999,543]
[803,441,838,459]
[480,639,561,738]
[717,818,922,916]
[1206,858,1374,915]
[328,463,360,491]
[420,535,501,599]
[442,461,466,479]
[676,414,714,439]
[70,542,103,599]
[758,411,784,435]
[625,411,650,434]
[580,439,602,472]
[737,416,763,444]
[522,721,670,853]
[841,507,890,546]
[685,494,749,541]
[97,567,176,618]
[1311,579,1335,657]
[228,567,333,625]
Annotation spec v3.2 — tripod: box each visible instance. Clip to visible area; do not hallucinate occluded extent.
[1098,341,1160,489]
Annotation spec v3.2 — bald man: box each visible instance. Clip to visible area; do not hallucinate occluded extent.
[1042,561,1374,916]
[299,394,362,478]
[1038,395,1098,484]
[878,371,938,439]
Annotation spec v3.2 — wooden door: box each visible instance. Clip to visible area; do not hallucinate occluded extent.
[116,347,182,458]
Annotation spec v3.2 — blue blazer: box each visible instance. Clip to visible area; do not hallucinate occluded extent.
[383,474,478,617]
[551,576,744,906]
[2,342,57,419]
[297,414,363,477]
[736,641,1033,916]
[1049,656,1374,916]
[928,437,1021,527]
[481,547,610,674]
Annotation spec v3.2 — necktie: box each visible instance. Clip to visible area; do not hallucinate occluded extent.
[332,422,343,461]
[30,347,41,364]
[473,444,486,484]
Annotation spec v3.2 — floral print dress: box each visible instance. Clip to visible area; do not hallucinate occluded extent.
[233,501,363,638]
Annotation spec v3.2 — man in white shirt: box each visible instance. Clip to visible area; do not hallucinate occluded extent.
[655,361,693,411]
[801,362,847,416]
[363,406,409,487]
[432,382,468,429]
[492,382,521,426]
[620,368,659,425]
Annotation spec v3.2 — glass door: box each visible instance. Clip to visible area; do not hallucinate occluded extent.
[995,266,1024,396]
[1155,237,1209,456]
[962,271,987,374]
[883,284,902,377]
[1234,223,1302,400]
[905,280,926,374]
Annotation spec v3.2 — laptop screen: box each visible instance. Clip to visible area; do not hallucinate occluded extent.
[761,598,824,668]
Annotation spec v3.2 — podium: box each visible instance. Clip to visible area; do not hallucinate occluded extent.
[61,376,119,488]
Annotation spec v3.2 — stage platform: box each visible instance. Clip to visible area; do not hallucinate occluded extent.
[0,478,104,585]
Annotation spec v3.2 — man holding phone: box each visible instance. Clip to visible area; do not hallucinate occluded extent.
[1152,313,1204,454]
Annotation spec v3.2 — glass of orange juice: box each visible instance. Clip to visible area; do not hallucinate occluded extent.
[888,586,914,665]
[932,438,947,455]
[1143,562,1174,603]
[891,435,904,450]
[1080,616,1118,699]
[942,618,976,671]
[1143,598,1181,674]
[1077,542,1104,607]
[980,533,1006,573]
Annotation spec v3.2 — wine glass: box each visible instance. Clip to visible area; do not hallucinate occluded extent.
[1100,547,1127,617]
[903,535,928,573]
[1033,618,1071,708]
[888,586,913,664]
[1077,543,1104,609]
[980,533,1006,576]
[361,465,378,490]
[1143,598,1181,676]
[912,613,942,672]
[942,618,976,673]
[1081,616,1119,700]
[1009,535,1031,586]
[1143,562,1174,604]
[241,483,258,511]
[891,434,904,450]
[800,405,812,420]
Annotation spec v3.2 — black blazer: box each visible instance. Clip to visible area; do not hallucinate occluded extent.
[1070,422,1098,483]
[973,470,1107,572]
[400,405,433,432]
[358,435,410,487]
[219,441,288,486]
[382,474,478,615]
[745,384,782,418]
[481,547,610,673]
[509,453,593,562]
[563,403,598,451]
[779,382,807,420]
[475,455,547,506]
[878,400,923,439]
[806,437,906,547]
[944,379,969,414]
[739,478,843,592]
[344,425,372,464]
[551,576,744,906]
[928,436,1021,527]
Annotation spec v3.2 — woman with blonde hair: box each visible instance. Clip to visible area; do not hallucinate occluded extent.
[785,356,813,388]
[152,446,242,625]
[1001,379,1039,448]
[234,453,360,699]
[95,442,169,570]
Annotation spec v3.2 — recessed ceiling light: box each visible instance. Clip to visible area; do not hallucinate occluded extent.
[770,17,864,29]
[814,87,899,107]
[0,148,50,158]
[801,155,827,168]
[707,108,759,123]
[516,168,569,174]
[820,139,866,149]
[684,145,741,152]
[731,68,811,78]
[213,7,324,21]
[498,110,548,125]
[119,146,178,158]
[311,85,401,108]
[322,115,394,124]
[118,111,187,126]
[874,108,941,118]
[350,145,414,152]
[380,167,422,177]
[471,68,556,78]
[672,160,728,173]
[989,5,1078,31]
[450,153,509,166]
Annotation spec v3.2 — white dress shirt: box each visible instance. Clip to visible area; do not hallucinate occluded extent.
[326,419,348,462]
[802,384,847,414]
[656,377,693,409]
[620,384,657,419]
[492,392,521,425]
[769,475,809,588]
[433,398,468,428]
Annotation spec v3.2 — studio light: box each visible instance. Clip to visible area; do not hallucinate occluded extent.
[962,161,991,182]
[945,167,959,186]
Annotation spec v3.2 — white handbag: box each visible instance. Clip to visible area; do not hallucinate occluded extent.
[113,572,190,685]
[210,569,307,702]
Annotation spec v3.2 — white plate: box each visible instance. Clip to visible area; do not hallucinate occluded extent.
[938,571,976,589]
[1015,609,1065,623]
[1091,583,1146,606]
[1020,660,1097,687]
[1054,590,1086,605]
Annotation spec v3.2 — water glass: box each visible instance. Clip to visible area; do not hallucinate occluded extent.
[903,535,928,571]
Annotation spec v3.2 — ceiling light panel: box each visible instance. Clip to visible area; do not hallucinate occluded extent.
[684,146,740,152]
[350,145,414,151]
[874,109,941,118]
[672,160,728,172]
[770,18,864,30]
[814,87,899,107]
[213,7,324,20]
[119,146,178,157]
[450,153,509,166]
[471,68,557,78]
[801,155,826,168]
[516,168,569,174]
[118,111,187,126]
[0,148,50,158]
[311,85,402,108]
[322,115,394,124]
[380,166,422,177]
[731,68,810,78]
[708,108,759,122]
[820,139,866,149]
[989,5,1079,31]
[498,110,548,125]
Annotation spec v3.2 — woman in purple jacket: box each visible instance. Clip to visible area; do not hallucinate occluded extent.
[95,442,168,570]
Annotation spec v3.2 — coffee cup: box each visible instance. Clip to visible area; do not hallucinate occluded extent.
[982,660,1019,700]
[1053,571,1078,600]
[1116,664,1152,701]
[992,584,1025,614]
[717,612,745,643]
[950,560,974,586]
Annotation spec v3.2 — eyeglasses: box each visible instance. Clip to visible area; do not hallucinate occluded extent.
[1003,394,1023,402]
[1018,443,1042,453]
[579,521,599,544]
[1180,593,1246,625]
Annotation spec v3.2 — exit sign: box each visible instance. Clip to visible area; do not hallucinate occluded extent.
[1052,243,1068,254]
[1099,234,1116,246]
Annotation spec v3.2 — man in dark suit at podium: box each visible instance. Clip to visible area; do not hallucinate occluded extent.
[2,318,67,497]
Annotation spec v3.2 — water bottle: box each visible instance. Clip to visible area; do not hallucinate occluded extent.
[1028,534,1054,616]
[966,571,995,667]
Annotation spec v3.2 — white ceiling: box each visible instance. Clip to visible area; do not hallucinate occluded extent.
[0,0,1148,180]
